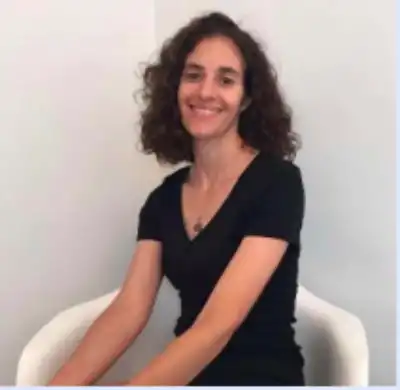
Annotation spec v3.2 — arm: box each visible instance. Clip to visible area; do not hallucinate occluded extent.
[48,240,163,386]
[126,237,288,386]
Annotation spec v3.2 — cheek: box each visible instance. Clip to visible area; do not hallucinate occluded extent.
[224,88,245,115]
[226,97,244,116]
[177,85,191,110]
[178,81,194,98]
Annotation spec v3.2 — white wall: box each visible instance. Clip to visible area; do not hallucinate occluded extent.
[0,0,166,384]
[155,0,396,385]
[0,0,395,386]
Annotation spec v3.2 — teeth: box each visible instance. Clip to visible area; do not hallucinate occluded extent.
[197,108,215,113]
[190,106,220,115]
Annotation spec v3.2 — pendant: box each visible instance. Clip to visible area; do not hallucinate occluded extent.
[193,220,203,234]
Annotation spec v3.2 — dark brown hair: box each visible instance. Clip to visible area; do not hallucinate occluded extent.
[137,11,300,164]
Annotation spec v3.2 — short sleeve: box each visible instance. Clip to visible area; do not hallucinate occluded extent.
[136,187,162,242]
[244,163,305,245]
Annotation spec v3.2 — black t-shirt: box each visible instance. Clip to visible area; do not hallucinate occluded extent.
[137,152,305,386]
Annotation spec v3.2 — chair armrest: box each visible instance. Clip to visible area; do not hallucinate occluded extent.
[296,285,369,386]
[16,289,119,386]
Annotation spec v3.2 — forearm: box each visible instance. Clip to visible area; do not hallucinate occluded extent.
[48,301,146,386]
[127,323,232,386]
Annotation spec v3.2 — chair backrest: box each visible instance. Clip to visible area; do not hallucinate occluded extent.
[295,298,333,385]
[294,285,369,386]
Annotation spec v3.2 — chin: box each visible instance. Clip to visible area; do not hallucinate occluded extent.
[188,127,223,141]
[183,119,227,138]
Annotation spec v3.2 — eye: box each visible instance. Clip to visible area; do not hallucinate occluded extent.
[182,71,201,82]
[220,77,235,86]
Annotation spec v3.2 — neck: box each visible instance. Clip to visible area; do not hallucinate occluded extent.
[190,131,257,190]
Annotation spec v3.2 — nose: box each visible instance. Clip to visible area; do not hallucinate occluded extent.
[198,76,216,99]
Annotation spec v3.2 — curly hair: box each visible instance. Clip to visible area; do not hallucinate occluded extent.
[137,11,300,164]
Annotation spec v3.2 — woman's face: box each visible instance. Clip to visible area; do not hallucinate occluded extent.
[178,35,247,141]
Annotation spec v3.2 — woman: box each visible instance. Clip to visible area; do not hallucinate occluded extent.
[49,11,305,386]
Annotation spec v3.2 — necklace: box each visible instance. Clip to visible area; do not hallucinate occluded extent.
[193,217,204,235]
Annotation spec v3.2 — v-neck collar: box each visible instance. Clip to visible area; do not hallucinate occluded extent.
[178,152,263,244]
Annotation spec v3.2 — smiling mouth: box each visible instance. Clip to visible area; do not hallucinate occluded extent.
[189,104,222,117]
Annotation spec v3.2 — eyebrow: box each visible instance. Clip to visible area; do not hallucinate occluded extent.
[184,62,241,77]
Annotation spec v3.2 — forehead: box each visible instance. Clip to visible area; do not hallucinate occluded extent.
[185,36,244,73]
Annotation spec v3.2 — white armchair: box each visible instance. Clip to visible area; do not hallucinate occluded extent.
[16,285,369,386]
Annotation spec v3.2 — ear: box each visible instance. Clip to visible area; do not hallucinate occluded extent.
[240,97,251,112]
